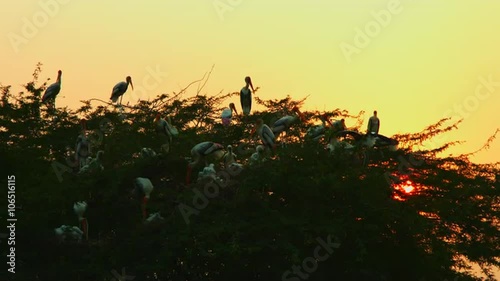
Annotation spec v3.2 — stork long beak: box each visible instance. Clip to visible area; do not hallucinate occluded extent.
[130,79,134,90]
[230,104,238,115]
[249,80,255,92]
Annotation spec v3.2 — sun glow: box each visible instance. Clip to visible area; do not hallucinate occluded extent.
[393,180,416,201]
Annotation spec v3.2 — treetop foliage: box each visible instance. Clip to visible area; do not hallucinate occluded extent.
[1,63,499,281]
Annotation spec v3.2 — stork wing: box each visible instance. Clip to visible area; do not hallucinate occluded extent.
[42,83,61,102]
[221,108,232,118]
[375,134,399,147]
[111,81,127,98]
[262,125,275,140]
[167,123,179,136]
[336,130,363,141]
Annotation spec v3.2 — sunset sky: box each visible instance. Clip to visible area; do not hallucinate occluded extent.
[1,0,499,164]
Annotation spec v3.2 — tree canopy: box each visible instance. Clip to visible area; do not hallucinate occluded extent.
[1,64,499,281]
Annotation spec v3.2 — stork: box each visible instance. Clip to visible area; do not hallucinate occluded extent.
[140,147,157,158]
[75,119,90,169]
[73,201,88,240]
[324,118,346,143]
[221,103,238,126]
[134,177,154,220]
[154,114,179,153]
[110,76,134,106]
[271,106,306,146]
[332,119,347,132]
[306,113,330,141]
[223,145,237,168]
[41,70,62,108]
[249,145,266,165]
[186,142,225,185]
[240,76,255,116]
[251,119,276,153]
[198,163,217,183]
[54,225,84,243]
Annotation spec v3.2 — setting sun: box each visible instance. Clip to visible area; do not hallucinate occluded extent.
[393,180,416,201]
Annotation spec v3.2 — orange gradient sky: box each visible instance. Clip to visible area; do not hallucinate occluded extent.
[1,0,499,164]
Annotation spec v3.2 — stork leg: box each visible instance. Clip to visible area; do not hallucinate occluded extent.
[119,95,123,106]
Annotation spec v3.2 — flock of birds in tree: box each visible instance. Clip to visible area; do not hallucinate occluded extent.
[42,70,399,243]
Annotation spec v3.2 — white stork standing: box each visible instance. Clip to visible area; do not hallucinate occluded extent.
[223,145,237,168]
[249,145,266,165]
[73,201,88,240]
[240,76,255,116]
[134,177,154,220]
[155,114,178,153]
[198,163,217,182]
[75,119,90,169]
[221,103,238,126]
[271,106,306,146]
[110,76,134,106]
[41,70,62,108]
[252,119,276,153]
[186,142,225,185]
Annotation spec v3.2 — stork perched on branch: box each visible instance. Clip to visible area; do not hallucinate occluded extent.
[221,103,238,126]
[306,113,331,141]
[252,119,276,153]
[134,177,154,220]
[110,76,134,106]
[271,106,306,146]
[41,70,62,109]
[155,114,178,153]
[240,76,255,116]
[186,142,225,185]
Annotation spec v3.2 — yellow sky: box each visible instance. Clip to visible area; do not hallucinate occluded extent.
[1,0,499,164]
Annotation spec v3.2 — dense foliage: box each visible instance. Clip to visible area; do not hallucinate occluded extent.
[1,64,499,281]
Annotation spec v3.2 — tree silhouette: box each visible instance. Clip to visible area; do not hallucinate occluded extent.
[1,64,499,281]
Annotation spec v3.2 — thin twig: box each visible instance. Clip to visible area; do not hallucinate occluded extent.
[196,64,215,96]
